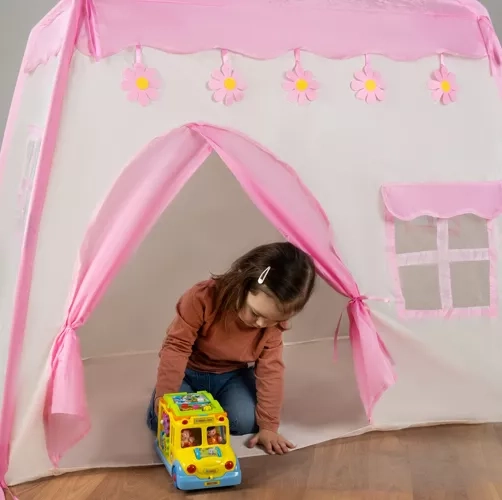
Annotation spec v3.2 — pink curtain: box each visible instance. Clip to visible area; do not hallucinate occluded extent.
[44,123,396,465]
[44,126,211,464]
[197,123,396,416]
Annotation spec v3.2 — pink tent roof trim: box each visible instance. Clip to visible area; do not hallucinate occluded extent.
[23,0,502,83]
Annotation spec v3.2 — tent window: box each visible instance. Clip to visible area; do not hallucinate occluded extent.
[18,130,42,227]
[389,214,496,318]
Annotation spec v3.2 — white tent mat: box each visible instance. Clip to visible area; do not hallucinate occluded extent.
[60,340,368,471]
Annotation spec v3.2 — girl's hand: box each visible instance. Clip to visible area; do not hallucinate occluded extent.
[247,429,296,455]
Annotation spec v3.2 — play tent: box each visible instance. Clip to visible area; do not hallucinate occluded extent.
[2,0,502,492]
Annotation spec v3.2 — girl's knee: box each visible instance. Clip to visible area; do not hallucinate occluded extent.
[228,410,258,436]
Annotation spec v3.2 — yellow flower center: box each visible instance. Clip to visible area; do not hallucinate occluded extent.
[136,77,150,90]
[365,79,377,92]
[295,79,309,92]
[440,80,451,93]
[224,77,237,90]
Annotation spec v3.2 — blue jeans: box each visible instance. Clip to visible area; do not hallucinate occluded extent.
[147,367,258,436]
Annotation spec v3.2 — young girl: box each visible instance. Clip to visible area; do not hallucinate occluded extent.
[147,242,316,455]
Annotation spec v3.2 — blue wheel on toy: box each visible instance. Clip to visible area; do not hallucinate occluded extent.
[172,467,179,489]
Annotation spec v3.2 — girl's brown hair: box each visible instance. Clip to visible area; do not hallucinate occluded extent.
[212,242,316,319]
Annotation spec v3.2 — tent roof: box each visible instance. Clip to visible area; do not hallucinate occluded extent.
[23,0,499,74]
[89,0,488,15]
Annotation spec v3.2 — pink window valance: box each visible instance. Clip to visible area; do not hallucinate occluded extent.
[381,182,502,221]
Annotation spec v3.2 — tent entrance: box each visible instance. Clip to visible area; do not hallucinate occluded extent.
[57,152,365,471]
[40,123,394,468]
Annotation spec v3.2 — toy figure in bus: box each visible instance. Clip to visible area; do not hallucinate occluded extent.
[160,430,169,453]
[181,429,197,448]
[159,412,171,453]
[207,427,223,445]
[162,413,170,436]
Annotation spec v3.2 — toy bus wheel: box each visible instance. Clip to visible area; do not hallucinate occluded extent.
[172,468,179,489]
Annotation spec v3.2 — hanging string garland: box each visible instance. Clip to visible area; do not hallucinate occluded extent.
[121,45,161,106]
[282,49,320,105]
[207,50,247,106]
[428,54,458,105]
[350,54,385,103]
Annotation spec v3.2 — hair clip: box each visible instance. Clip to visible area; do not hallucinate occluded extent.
[257,266,271,284]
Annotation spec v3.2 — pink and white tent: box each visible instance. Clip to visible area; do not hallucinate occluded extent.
[1,0,502,492]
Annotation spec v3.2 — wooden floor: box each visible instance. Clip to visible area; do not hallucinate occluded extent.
[12,424,502,500]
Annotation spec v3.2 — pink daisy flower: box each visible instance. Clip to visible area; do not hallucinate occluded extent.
[283,64,320,104]
[208,63,246,106]
[428,65,458,105]
[121,63,161,106]
[350,65,385,103]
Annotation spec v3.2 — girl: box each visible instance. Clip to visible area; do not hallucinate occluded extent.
[147,242,316,455]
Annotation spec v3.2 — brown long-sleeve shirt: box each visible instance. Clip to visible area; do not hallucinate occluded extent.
[155,280,285,432]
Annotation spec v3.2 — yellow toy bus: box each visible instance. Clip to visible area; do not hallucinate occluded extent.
[156,391,242,490]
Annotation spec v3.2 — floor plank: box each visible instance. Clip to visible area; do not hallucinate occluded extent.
[12,424,502,500]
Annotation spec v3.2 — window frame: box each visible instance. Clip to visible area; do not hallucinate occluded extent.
[382,182,500,319]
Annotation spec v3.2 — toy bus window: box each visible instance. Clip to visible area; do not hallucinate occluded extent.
[160,412,170,435]
[181,428,202,448]
[207,426,227,445]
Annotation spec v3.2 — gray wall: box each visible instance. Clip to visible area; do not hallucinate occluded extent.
[0,1,58,136]
[1,0,502,137]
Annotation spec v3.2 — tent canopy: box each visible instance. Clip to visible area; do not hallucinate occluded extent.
[1,0,502,491]
[23,0,500,78]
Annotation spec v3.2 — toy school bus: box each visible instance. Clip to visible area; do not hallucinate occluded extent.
[155,391,242,491]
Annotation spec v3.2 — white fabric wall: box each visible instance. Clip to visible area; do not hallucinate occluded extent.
[5,48,502,483]
[0,56,58,410]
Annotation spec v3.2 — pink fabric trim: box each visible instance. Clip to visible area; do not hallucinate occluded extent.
[436,219,453,310]
[43,122,395,464]
[74,1,494,60]
[401,307,495,319]
[478,16,502,96]
[396,248,490,266]
[83,0,102,59]
[381,182,502,221]
[384,210,407,313]
[23,0,72,74]
[0,481,18,500]
[0,63,29,186]
[0,34,30,500]
[487,219,498,317]
[0,0,85,487]
[24,0,500,74]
